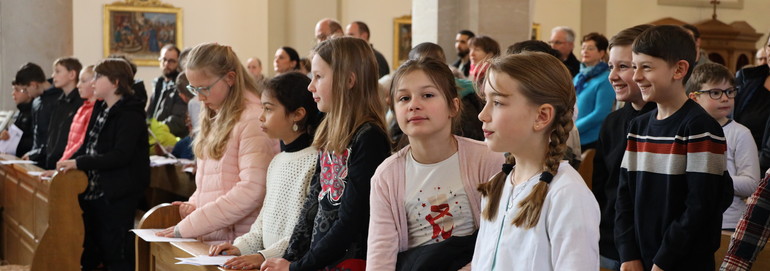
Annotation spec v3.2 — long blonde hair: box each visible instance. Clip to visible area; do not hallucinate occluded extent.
[311,37,387,153]
[187,42,260,160]
[477,52,575,228]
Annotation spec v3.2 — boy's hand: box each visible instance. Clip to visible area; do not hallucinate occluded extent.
[652,264,664,271]
[0,130,10,141]
[620,260,644,271]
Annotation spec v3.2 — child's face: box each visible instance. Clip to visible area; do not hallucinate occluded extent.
[469,46,490,66]
[608,45,643,103]
[186,69,232,111]
[478,71,541,154]
[11,85,32,105]
[92,73,117,100]
[690,80,734,123]
[52,64,75,88]
[632,52,684,103]
[308,54,334,112]
[77,72,95,99]
[393,70,458,140]
[259,92,296,141]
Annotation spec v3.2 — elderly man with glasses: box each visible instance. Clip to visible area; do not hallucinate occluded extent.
[549,26,581,77]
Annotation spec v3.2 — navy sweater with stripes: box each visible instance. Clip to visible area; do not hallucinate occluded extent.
[615,99,734,270]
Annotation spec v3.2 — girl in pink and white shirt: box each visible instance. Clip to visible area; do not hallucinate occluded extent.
[367,58,502,270]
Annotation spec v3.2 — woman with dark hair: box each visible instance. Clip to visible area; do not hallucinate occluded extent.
[57,58,149,271]
[274,46,300,75]
[468,35,500,97]
[574,32,614,150]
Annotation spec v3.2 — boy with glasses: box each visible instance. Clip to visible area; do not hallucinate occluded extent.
[6,63,47,157]
[687,62,760,230]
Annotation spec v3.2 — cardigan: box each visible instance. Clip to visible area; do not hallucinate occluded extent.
[366,136,503,270]
[573,68,614,146]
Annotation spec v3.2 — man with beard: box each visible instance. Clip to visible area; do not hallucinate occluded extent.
[147,44,188,138]
[452,30,474,77]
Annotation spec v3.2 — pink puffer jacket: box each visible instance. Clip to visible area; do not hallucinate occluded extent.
[176,91,278,242]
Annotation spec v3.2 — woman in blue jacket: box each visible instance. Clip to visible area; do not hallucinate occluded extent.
[574,32,614,150]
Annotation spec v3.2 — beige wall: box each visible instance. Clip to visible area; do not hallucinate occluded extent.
[534,0,770,58]
[74,0,269,93]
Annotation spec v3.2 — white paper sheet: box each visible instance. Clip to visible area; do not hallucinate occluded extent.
[130,229,198,242]
[0,159,36,165]
[149,155,178,167]
[175,255,235,266]
[0,124,24,155]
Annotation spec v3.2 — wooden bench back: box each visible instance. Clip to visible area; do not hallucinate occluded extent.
[0,154,87,271]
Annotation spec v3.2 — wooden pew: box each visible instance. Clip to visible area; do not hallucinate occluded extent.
[146,164,196,208]
[135,203,232,271]
[715,230,770,270]
[0,154,87,271]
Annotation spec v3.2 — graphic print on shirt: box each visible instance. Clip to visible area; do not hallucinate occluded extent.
[413,189,465,243]
[318,149,350,206]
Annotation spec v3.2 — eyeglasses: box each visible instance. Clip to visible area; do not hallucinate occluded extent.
[693,87,738,100]
[548,40,567,46]
[158,57,178,64]
[186,75,225,97]
[12,86,27,93]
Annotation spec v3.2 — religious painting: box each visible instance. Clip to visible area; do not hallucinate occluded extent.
[658,0,743,9]
[103,1,183,66]
[393,16,412,70]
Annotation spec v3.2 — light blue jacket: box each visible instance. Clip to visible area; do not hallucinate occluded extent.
[573,69,614,146]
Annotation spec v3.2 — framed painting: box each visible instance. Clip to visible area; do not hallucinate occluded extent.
[531,23,541,40]
[393,16,412,70]
[103,1,183,66]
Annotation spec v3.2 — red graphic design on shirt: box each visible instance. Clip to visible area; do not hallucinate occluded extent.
[424,193,454,240]
[318,149,350,206]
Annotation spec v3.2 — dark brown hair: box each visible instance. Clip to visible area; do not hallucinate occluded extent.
[478,52,575,228]
[685,62,734,94]
[54,57,83,83]
[263,72,321,136]
[94,58,135,96]
[469,36,501,57]
[633,25,697,84]
[582,32,609,52]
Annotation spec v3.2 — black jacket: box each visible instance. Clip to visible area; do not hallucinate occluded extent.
[373,47,390,78]
[26,86,62,163]
[42,89,83,169]
[13,102,33,157]
[564,52,581,78]
[74,96,149,201]
[148,76,188,138]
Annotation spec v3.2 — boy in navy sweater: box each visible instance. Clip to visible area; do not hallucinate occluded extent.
[615,25,733,271]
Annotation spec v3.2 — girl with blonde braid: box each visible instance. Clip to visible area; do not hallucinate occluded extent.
[472,52,600,270]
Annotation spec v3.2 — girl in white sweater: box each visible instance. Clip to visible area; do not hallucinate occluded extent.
[208,72,321,270]
[472,52,600,270]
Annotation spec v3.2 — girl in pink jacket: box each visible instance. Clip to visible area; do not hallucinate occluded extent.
[366,58,503,270]
[157,43,278,242]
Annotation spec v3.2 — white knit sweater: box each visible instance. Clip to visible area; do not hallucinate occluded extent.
[233,146,317,258]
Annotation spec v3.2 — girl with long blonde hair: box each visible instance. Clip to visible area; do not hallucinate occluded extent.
[260,37,390,271]
[156,42,278,242]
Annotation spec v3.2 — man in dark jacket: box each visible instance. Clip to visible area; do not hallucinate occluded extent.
[345,21,390,78]
[147,44,188,138]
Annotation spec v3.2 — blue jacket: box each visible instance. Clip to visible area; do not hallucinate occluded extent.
[574,69,614,146]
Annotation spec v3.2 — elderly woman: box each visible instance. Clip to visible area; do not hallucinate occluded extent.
[574,32,614,150]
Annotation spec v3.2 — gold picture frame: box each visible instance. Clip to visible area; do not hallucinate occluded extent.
[393,15,412,70]
[103,0,183,66]
[531,23,541,40]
